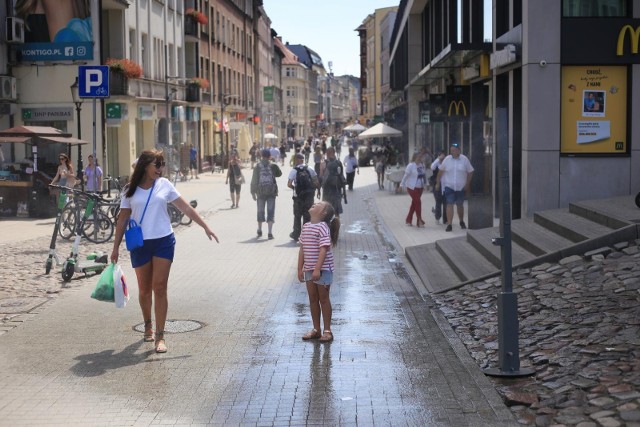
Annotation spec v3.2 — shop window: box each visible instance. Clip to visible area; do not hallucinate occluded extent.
[563,0,628,16]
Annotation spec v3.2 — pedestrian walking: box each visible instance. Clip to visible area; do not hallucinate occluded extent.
[430,151,447,224]
[298,200,340,343]
[249,142,258,169]
[110,149,218,354]
[319,147,346,219]
[51,152,76,188]
[343,147,359,191]
[279,141,287,166]
[436,143,474,232]
[375,152,387,190]
[400,152,427,227]
[225,152,244,208]
[84,154,102,193]
[288,153,319,242]
[303,140,311,164]
[250,148,282,239]
[189,144,199,179]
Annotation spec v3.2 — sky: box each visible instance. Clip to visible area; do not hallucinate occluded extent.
[262,0,399,77]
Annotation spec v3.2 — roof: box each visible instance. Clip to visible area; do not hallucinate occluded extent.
[274,37,302,66]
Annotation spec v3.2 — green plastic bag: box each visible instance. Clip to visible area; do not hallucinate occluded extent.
[91,263,115,302]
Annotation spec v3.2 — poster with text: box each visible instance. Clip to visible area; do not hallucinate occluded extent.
[561,66,627,155]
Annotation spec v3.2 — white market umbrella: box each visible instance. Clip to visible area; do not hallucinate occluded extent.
[344,123,366,132]
[264,132,278,139]
[357,123,402,139]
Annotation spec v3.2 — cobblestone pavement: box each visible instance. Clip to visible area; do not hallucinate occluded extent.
[433,247,640,426]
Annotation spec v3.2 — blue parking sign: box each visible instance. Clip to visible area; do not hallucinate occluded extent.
[78,65,109,98]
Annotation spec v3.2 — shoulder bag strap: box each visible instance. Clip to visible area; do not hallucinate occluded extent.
[139,179,156,225]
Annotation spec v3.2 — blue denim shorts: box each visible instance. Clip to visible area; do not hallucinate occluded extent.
[130,233,176,268]
[444,187,466,206]
[304,270,333,286]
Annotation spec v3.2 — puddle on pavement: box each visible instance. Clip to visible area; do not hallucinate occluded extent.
[345,220,370,234]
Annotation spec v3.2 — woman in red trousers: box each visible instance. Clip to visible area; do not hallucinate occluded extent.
[400,152,427,227]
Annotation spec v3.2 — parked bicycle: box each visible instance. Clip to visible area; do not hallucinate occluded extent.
[58,189,114,243]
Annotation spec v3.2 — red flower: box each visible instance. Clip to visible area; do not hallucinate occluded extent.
[189,78,210,90]
[106,58,143,79]
[185,8,208,25]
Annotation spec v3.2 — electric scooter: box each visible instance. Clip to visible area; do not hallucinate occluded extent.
[61,188,109,282]
[45,185,69,274]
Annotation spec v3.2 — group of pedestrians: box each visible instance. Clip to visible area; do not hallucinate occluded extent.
[399,143,474,232]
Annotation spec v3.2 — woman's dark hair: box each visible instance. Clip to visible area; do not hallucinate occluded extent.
[321,202,340,247]
[125,149,164,198]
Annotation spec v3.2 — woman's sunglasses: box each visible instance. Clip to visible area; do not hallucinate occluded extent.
[154,161,166,169]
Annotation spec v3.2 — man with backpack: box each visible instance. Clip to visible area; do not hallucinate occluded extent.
[287,153,319,242]
[250,149,283,239]
[319,146,346,218]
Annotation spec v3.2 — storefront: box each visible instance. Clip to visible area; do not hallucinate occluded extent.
[0,126,86,217]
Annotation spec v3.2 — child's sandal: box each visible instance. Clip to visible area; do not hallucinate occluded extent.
[143,319,154,342]
[319,330,333,342]
[154,331,167,353]
[302,329,321,341]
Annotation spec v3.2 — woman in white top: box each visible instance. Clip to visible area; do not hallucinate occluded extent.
[111,149,218,354]
[50,152,75,188]
[343,147,359,191]
[400,152,427,227]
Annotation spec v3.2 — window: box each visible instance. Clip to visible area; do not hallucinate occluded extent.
[286,86,297,98]
[141,33,149,78]
[563,0,627,16]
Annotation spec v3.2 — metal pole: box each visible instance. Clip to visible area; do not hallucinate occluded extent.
[75,103,84,191]
[92,98,97,192]
[484,108,534,378]
[164,44,173,182]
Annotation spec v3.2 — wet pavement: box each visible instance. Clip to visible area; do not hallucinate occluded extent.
[0,166,514,426]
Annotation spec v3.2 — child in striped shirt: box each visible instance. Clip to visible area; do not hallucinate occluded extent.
[297,201,340,342]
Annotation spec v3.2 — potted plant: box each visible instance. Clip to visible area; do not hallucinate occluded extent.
[188,78,210,90]
[185,8,208,25]
[106,58,143,79]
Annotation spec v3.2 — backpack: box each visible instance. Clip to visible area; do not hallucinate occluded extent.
[322,159,344,190]
[258,162,277,197]
[294,165,315,196]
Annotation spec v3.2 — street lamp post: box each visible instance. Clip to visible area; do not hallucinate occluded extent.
[287,104,292,140]
[69,78,84,191]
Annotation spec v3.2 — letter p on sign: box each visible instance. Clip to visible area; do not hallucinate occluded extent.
[78,65,110,98]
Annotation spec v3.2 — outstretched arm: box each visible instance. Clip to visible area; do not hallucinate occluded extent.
[172,197,219,242]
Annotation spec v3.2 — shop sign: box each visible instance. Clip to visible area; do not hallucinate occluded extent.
[137,104,155,120]
[446,86,470,123]
[562,18,640,64]
[429,94,447,122]
[263,86,274,102]
[22,107,73,121]
[419,101,430,124]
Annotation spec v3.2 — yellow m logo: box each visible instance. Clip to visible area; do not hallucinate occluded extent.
[448,100,467,117]
[617,25,640,56]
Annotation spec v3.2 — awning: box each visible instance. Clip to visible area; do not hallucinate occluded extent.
[40,136,88,145]
[0,136,30,143]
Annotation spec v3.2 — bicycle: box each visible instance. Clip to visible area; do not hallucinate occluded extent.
[58,190,114,243]
[167,200,196,227]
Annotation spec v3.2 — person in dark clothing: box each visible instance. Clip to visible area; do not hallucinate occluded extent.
[287,153,319,241]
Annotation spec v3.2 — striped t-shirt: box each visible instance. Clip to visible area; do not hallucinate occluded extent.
[300,221,334,272]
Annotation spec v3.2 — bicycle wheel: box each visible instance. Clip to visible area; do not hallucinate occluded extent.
[58,205,78,240]
[83,212,114,243]
[180,212,192,225]
[167,205,181,227]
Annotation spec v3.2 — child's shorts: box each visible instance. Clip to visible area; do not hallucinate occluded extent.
[131,233,176,268]
[304,270,333,286]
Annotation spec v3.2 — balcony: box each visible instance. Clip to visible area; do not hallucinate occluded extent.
[185,15,198,41]
[186,85,201,102]
[109,71,129,96]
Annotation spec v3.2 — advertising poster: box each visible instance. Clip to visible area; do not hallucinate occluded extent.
[561,66,627,155]
[13,0,94,61]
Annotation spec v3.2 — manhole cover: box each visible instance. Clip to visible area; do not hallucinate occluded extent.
[133,319,204,334]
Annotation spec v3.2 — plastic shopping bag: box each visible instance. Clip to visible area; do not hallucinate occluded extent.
[113,264,130,309]
[91,263,115,302]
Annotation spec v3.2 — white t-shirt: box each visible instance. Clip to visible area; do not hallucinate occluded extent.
[343,155,358,173]
[439,154,474,191]
[120,177,180,240]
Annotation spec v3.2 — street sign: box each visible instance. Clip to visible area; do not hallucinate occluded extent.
[78,65,109,98]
